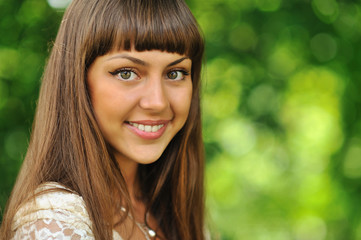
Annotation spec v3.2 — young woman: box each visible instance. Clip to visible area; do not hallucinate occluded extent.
[0,0,205,239]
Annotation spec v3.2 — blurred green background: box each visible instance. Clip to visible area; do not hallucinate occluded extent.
[1,0,361,239]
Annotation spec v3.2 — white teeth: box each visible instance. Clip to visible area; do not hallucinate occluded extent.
[128,122,164,132]
[144,125,152,132]
[151,125,159,132]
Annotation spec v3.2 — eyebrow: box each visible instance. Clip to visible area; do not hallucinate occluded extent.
[105,54,189,67]
[167,57,188,67]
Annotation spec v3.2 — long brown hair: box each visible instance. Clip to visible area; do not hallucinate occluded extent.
[0,0,205,239]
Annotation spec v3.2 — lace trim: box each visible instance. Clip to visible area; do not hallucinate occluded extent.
[11,182,122,240]
[12,218,93,240]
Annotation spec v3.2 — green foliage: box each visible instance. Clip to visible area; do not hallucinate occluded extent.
[193,0,361,239]
[0,0,63,213]
[1,0,361,239]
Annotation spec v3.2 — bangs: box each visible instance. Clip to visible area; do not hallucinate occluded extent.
[85,0,203,66]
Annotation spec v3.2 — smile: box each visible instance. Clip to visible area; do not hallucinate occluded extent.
[128,122,165,133]
[126,120,168,140]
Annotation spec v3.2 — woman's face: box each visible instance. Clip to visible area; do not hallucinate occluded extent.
[87,50,193,166]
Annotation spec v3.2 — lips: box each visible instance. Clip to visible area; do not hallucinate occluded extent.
[128,122,164,132]
[125,120,169,139]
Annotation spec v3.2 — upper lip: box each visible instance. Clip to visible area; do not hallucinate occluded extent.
[126,120,170,125]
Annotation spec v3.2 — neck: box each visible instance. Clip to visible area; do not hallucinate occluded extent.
[113,153,161,238]
[114,152,141,204]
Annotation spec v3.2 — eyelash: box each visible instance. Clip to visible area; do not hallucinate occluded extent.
[167,69,190,81]
[109,68,191,81]
[109,68,139,81]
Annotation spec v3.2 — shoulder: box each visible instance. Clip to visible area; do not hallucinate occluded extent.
[12,182,94,239]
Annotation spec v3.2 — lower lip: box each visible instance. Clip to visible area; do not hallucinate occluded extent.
[126,123,168,140]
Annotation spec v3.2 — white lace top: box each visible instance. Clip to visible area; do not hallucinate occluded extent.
[11,182,122,240]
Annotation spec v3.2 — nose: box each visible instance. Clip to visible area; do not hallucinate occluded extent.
[139,77,169,112]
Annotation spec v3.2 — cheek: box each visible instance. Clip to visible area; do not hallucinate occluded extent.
[171,85,193,118]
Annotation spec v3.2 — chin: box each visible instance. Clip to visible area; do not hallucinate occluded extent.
[136,156,162,165]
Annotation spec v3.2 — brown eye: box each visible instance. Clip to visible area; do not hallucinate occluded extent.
[120,70,132,79]
[167,70,189,81]
[167,71,179,80]
[109,69,139,81]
